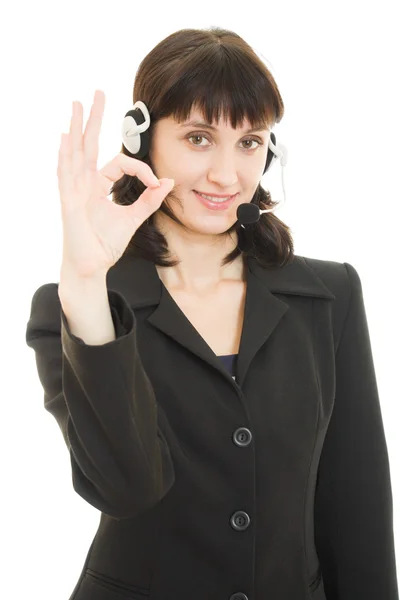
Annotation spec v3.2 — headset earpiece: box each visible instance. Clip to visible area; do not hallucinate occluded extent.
[122,101,151,159]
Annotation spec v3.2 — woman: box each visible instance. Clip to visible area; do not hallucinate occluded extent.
[25,27,399,600]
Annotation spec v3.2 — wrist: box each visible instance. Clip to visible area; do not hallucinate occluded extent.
[58,266,108,305]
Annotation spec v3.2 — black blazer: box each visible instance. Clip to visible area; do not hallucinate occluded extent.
[25,253,398,600]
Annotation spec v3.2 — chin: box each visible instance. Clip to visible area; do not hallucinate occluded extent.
[187,215,237,235]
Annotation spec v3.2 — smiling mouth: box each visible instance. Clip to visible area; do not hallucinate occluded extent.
[194,191,237,202]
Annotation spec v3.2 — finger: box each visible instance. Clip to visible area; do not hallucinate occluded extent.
[57,133,70,169]
[57,133,73,196]
[69,100,84,179]
[127,179,175,229]
[69,100,83,154]
[99,153,162,188]
[83,90,105,171]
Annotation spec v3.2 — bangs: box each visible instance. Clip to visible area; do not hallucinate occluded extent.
[153,46,276,131]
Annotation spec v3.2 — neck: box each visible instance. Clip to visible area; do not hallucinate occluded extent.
[152,209,247,293]
[156,254,245,294]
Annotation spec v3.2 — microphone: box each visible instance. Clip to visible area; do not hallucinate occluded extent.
[236,202,282,228]
[236,203,263,226]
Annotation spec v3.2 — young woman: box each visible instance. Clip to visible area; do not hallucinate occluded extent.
[26,27,398,600]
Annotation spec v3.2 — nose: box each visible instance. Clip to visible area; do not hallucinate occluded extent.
[206,152,239,188]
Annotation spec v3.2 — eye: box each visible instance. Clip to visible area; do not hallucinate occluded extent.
[186,133,263,151]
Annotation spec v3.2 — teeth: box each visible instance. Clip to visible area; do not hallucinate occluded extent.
[197,192,232,202]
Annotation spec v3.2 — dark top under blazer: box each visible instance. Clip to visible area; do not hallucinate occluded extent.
[25,253,399,600]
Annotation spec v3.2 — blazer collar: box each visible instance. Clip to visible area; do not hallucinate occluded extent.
[106,253,335,386]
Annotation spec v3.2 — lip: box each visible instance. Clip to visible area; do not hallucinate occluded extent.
[194,190,238,211]
[194,190,238,198]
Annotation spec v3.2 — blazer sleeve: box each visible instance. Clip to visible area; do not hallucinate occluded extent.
[25,283,175,519]
[314,262,399,599]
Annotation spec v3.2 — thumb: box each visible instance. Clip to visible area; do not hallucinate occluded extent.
[129,177,175,227]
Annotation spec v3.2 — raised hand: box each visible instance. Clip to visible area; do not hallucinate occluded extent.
[57,89,174,280]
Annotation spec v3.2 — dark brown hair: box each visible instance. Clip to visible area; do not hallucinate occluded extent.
[111,27,295,269]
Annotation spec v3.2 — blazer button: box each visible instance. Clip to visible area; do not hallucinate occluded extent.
[230,594,249,600]
[233,427,252,447]
[230,511,251,531]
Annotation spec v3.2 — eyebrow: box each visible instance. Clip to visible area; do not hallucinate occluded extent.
[179,120,269,134]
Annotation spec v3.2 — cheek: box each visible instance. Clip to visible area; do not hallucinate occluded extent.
[170,159,201,185]
[160,145,192,172]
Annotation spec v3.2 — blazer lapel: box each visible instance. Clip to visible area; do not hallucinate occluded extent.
[106,253,336,387]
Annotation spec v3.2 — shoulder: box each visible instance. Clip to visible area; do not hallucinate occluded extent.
[29,282,61,314]
[296,255,366,349]
[26,283,61,336]
[298,254,362,302]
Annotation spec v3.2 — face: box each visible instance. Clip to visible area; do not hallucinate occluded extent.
[148,106,270,236]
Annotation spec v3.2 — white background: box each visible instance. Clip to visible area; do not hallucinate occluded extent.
[2,0,399,597]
